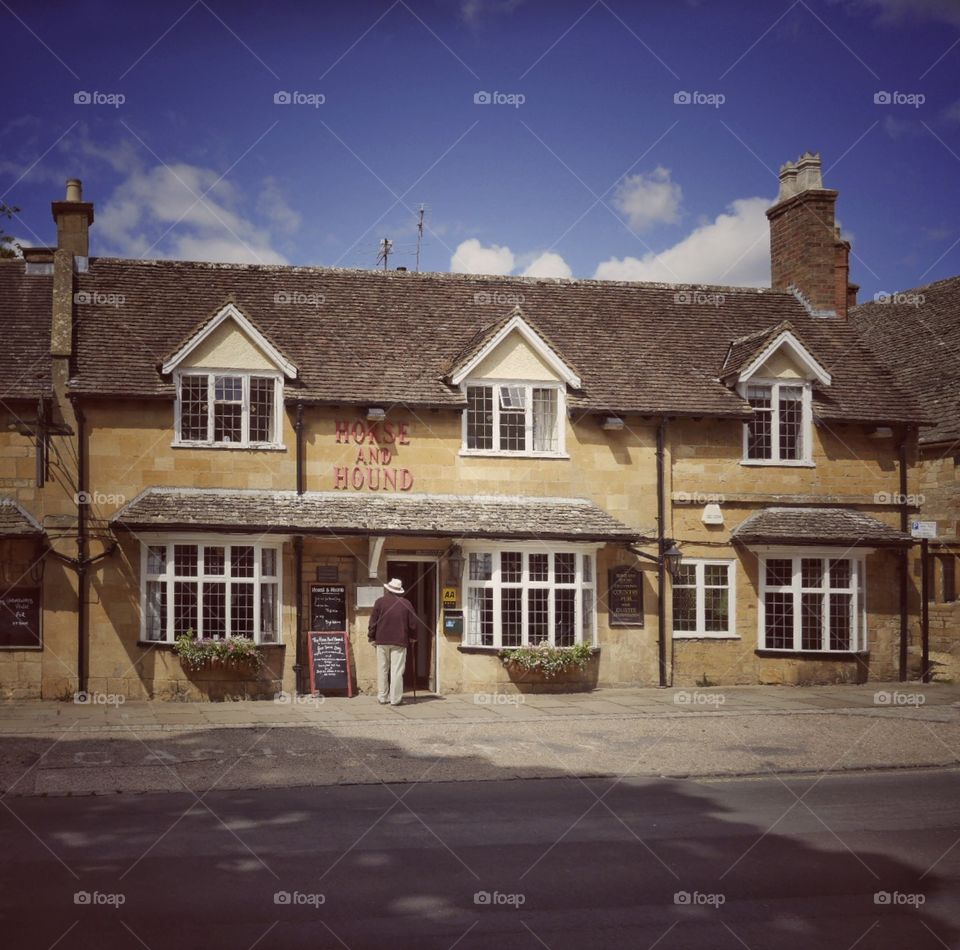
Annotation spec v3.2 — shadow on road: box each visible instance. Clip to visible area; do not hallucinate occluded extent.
[0,725,957,949]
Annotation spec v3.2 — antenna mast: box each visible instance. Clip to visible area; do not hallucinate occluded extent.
[415,204,426,272]
[377,237,393,271]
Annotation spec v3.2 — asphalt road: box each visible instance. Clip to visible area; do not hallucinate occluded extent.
[2,769,958,949]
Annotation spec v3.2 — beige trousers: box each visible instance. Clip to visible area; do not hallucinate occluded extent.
[376,645,407,704]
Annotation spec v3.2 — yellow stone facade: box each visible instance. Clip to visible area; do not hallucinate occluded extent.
[0,318,918,700]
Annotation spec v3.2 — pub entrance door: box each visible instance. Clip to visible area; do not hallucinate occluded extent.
[386,559,437,692]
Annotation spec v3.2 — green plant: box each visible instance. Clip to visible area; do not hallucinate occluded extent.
[499,641,594,678]
[173,630,263,671]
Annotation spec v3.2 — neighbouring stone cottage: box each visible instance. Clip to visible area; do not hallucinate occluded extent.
[0,153,934,701]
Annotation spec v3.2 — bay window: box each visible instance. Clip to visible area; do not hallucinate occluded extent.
[464,548,595,648]
[142,539,281,644]
[463,382,563,455]
[672,560,736,637]
[175,371,282,447]
[759,553,865,652]
[743,381,811,464]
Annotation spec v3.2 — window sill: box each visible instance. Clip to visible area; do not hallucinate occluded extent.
[137,641,286,649]
[172,442,287,452]
[755,649,868,658]
[457,644,599,655]
[740,460,815,468]
[459,450,569,460]
[673,633,740,640]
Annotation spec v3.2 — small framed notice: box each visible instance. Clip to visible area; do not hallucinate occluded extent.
[0,586,41,648]
[608,567,644,626]
[310,584,347,632]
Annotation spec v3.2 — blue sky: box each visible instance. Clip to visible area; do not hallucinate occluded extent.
[2,0,959,298]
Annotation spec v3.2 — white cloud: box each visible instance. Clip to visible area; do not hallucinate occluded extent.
[521,251,572,279]
[594,197,771,287]
[611,167,682,232]
[97,163,289,264]
[450,238,515,275]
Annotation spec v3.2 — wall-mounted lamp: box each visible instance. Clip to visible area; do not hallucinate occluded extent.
[602,416,625,431]
[631,540,684,581]
[446,544,465,583]
[366,407,386,422]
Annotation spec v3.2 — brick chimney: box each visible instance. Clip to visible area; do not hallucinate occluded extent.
[51,178,94,258]
[766,152,856,318]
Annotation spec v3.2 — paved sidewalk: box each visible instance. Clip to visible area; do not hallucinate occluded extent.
[0,684,957,796]
[2,682,957,733]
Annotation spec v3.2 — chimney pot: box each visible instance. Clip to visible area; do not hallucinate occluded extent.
[795,152,823,192]
[777,162,799,201]
[65,179,82,202]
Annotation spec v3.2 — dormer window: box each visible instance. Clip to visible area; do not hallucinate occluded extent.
[176,371,283,448]
[463,382,563,456]
[723,324,828,468]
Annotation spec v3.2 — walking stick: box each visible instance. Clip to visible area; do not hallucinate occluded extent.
[411,638,417,703]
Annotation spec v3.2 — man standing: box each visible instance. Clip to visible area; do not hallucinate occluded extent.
[368,578,417,706]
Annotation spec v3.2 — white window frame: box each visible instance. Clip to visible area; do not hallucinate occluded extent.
[139,536,283,644]
[460,379,567,458]
[173,369,285,449]
[461,543,597,649]
[671,559,737,639]
[739,379,814,467]
[757,549,867,653]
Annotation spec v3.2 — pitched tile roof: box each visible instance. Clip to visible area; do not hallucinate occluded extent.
[732,507,911,547]
[111,488,645,542]
[0,256,926,425]
[0,261,52,401]
[0,497,44,537]
[850,276,960,445]
[718,320,824,381]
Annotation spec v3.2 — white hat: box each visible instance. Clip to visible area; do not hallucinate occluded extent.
[384,578,405,595]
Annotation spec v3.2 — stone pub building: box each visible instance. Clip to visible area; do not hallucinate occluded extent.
[0,153,928,700]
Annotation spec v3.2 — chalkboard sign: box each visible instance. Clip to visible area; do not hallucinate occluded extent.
[310,584,347,631]
[308,631,353,696]
[608,568,644,626]
[0,586,41,648]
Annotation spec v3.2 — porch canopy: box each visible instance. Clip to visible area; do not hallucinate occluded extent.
[732,506,912,548]
[0,497,45,538]
[110,488,644,543]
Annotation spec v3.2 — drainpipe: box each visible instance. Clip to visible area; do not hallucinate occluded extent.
[898,433,909,681]
[293,402,305,694]
[656,419,669,688]
[72,397,88,694]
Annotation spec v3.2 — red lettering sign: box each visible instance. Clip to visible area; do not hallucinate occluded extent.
[334,419,414,492]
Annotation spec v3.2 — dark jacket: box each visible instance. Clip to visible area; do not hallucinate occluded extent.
[368,592,417,647]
